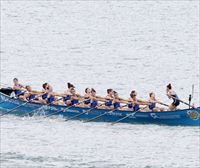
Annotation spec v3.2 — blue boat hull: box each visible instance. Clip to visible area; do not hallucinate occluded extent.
[0,93,199,126]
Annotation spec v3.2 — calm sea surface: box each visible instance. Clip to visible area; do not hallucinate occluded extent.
[0,1,200,168]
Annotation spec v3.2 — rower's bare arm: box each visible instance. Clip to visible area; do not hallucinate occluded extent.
[96,95,104,99]
[156,100,162,104]
[31,90,45,94]
[49,92,63,96]
[166,90,172,98]
[77,94,85,99]
[118,99,129,104]
[96,96,106,102]
[119,97,129,103]
[13,86,26,91]
[135,100,149,105]
[137,99,150,104]
[96,97,106,102]
[19,84,25,88]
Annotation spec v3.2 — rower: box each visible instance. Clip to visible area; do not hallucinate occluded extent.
[83,88,91,106]
[70,88,81,106]
[113,91,121,109]
[42,83,54,104]
[24,85,43,103]
[90,88,98,108]
[148,92,164,112]
[128,90,150,112]
[63,83,74,105]
[113,91,128,109]
[42,83,66,105]
[105,89,114,108]
[13,78,26,98]
[166,83,180,110]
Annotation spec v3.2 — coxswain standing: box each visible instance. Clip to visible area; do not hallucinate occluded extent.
[166,84,180,110]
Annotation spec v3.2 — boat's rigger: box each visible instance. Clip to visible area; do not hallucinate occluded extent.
[0,92,199,126]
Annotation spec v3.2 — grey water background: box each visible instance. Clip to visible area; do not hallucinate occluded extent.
[0,1,200,168]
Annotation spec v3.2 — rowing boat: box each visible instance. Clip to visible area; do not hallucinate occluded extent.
[0,92,199,126]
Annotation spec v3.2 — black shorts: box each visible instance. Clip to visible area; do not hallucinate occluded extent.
[172,98,180,106]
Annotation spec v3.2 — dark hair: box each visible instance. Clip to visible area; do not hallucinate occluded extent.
[25,85,31,91]
[130,90,136,98]
[113,91,118,97]
[85,88,89,93]
[107,89,113,94]
[91,88,96,93]
[13,78,18,81]
[149,92,154,97]
[113,91,117,94]
[42,83,48,89]
[167,83,172,89]
[67,82,75,89]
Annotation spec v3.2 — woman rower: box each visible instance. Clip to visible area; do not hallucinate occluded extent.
[83,88,91,107]
[104,89,114,109]
[42,83,55,104]
[70,88,82,106]
[13,78,26,98]
[24,85,44,103]
[166,83,180,110]
[148,92,165,112]
[42,83,67,105]
[90,88,99,108]
[63,83,75,105]
[128,90,150,112]
[113,91,127,109]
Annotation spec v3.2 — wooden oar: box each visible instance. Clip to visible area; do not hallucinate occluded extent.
[158,102,169,107]
[172,96,193,107]
[45,99,90,118]
[65,103,105,121]
[0,94,43,117]
[84,104,127,123]
[111,106,148,125]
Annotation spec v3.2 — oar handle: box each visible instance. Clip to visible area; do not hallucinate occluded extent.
[158,102,169,107]
[171,96,190,106]
[170,96,198,109]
